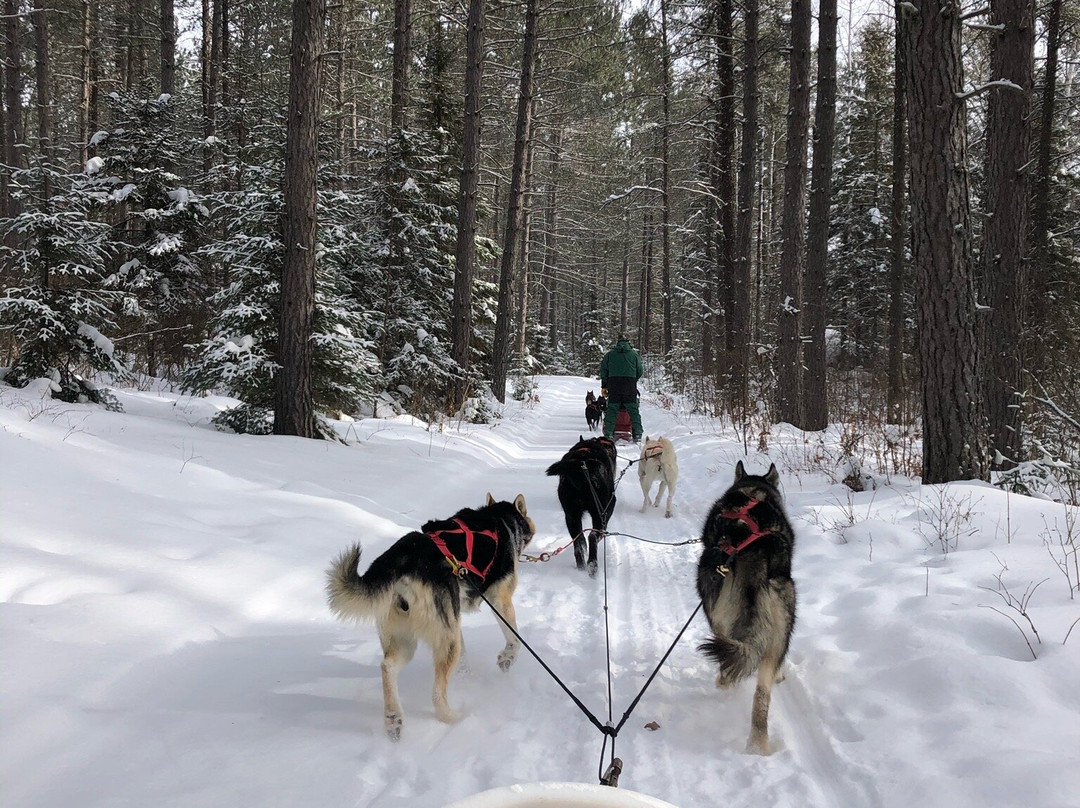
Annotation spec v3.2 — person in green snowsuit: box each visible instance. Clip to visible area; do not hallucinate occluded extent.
[599,335,644,442]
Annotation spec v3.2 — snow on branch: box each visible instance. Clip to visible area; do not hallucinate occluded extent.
[965,22,1006,32]
[956,80,1024,101]
[602,185,664,206]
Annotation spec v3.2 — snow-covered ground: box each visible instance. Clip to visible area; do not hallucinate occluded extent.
[2,375,1079,808]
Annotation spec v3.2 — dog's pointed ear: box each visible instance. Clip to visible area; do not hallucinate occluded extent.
[765,463,780,487]
[486,492,496,506]
[734,460,747,481]
[580,434,585,442]
[645,435,650,443]
[513,494,527,515]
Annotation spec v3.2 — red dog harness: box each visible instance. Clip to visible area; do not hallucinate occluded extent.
[427,518,500,582]
[718,499,772,559]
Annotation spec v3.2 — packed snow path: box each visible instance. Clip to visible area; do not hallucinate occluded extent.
[3,376,1079,807]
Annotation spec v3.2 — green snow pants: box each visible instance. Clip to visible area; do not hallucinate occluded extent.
[604,398,642,441]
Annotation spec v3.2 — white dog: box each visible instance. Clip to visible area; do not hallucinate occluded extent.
[638,436,678,518]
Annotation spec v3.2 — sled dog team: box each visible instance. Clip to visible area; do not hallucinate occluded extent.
[326,405,796,756]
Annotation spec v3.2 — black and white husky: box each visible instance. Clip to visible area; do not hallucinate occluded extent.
[326,494,536,740]
[696,461,796,755]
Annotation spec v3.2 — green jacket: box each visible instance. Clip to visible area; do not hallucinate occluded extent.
[600,340,644,386]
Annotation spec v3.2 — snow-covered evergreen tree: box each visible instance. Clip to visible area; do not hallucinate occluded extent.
[181,150,380,433]
[84,90,209,376]
[0,163,125,404]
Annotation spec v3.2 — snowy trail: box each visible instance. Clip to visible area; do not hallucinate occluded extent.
[4,375,1080,808]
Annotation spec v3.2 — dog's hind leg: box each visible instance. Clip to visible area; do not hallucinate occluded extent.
[747,657,779,755]
[431,626,464,724]
[487,577,521,671]
[566,511,587,570]
[653,479,668,510]
[662,477,675,518]
[379,630,416,741]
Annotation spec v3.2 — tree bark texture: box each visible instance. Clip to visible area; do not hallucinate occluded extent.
[715,0,736,381]
[449,0,485,411]
[3,0,23,224]
[274,0,326,438]
[731,0,759,415]
[491,0,538,402]
[161,0,176,95]
[801,0,838,431]
[541,128,561,348]
[1028,0,1060,357]
[660,0,673,360]
[32,0,50,288]
[886,1,908,420]
[390,0,411,131]
[775,0,812,425]
[982,0,1034,467]
[514,123,535,363]
[905,0,986,482]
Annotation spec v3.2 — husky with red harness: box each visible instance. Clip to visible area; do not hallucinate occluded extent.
[326,493,536,741]
[696,461,796,755]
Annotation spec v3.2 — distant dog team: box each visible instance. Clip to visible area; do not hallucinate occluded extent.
[326,388,796,755]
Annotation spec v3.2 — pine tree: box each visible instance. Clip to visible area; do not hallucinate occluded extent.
[0,164,124,403]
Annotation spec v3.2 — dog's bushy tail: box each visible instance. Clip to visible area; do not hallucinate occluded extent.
[698,635,761,685]
[326,544,391,623]
[546,460,576,477]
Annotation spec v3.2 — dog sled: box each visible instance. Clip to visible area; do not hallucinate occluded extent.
[613,406,633,442]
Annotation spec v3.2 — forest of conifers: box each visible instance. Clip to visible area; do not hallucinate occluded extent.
[0,0,1077,484]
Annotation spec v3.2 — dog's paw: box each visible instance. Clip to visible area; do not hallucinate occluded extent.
[435,706,463,724]
[746,735,772,756]
[497,645,518,671]
[664,509,673,518]
[588,561,598,578]
[715,674,737,690]
[640,503,648,513]
[385,712,403,741]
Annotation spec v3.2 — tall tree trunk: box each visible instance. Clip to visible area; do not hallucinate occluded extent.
[621,213,630,336]
[161,0,175,94]
[639,208,653,351]
[390,0,411,131]
[514,123,535,363]
[220,0,230,111]
[449,0,485,411]
[731,0,759,415]
[274,0,326,438]
[886,1,908,421]
[982,0,1034,468]
[542,127,561,348]
[905,0,985,482]
[32,0,50,289]
[79,0,92,164]
[203,0,221,170]
[491,0,539,402]
[381,0,412,364]
[1028,0,1061,364]
[775,0,812,424]
[716,0,736,381]
[660,0,673,360]
[801,0,838,431]
[3,0,23,225]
